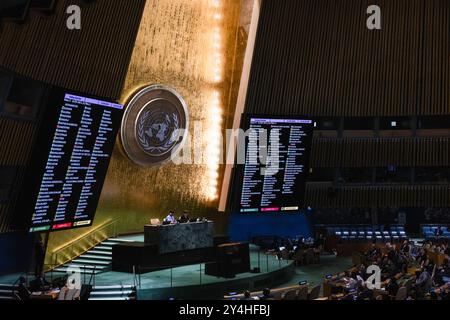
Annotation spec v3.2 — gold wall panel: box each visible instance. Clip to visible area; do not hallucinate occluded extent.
[46,0,250,260]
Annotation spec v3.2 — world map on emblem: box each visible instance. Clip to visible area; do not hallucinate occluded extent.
[120,85,189,166]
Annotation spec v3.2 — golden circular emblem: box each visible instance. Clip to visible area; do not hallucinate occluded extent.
[120,85,189,166]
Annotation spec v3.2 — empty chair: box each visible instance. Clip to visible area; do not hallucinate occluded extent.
[308,285,321,300]
[395,287,407,300]
[282,289,298,300]
[297,286,309,300]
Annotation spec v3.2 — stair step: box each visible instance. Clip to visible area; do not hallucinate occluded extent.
[87,250,112,256]
[0,296,16,300]
[0,285,17,290]
[0,289,14,294]
[54,267,103,274]
[63,263,109,270]
[94,246,113,251]
[80,254,112,261]
[48,237,137,276]
[89,297,130,301]
[72,259,111,266]
[93,285,134,290]
[108,238,135,243]
[101,239,135,246]
[100,242,120,247]
[90,290,133,296]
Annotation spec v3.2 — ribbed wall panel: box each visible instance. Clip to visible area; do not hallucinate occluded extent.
[306,184,450,208]
[244,0,450,208]
[245,0,450,116]
[0,117,38,233]
[0,0,146,100]
[0,0,147,232]
[310,137,450,167]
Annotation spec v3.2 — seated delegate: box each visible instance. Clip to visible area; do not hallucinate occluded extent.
[164,211,177,224]
[178,211,190,224]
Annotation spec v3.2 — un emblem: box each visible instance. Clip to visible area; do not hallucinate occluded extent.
[120,85,189,166]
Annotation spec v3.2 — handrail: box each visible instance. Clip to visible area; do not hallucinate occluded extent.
[52,219,118,254]
[48,218,119,270]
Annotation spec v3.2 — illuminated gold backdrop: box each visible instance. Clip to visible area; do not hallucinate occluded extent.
[46,0,251,259]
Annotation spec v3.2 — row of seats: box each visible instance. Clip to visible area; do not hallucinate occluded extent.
[224,283,322,301]
[326,225,407,242]
[422,225,450,239]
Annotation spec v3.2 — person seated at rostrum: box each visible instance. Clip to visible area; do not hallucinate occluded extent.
[164,211,177,224]
[178,211,190,224]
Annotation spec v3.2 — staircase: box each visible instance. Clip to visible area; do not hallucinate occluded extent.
[53,238,133,275]
[0,284,17,301]
[88,285,136,301]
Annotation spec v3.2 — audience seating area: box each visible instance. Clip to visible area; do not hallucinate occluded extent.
[226,238,450,301]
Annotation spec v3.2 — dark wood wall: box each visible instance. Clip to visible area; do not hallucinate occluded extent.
[0,117,37,232]
[0,0,146,233]
[246,0,450,117]
[244,0,450,208]
[306,184,450,208]
[311,137,450,168]
[0,0,146,100]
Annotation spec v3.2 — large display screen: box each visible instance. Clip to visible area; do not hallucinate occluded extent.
[21,91,124,233]
[238,116,314,214]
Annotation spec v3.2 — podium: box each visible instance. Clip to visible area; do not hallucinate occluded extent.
[144,221,214,253]
[205,243,251,278]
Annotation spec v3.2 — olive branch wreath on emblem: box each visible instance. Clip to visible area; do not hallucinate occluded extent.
[137,111,180,153]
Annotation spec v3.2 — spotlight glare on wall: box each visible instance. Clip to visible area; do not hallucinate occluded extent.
[204,0,224,201]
